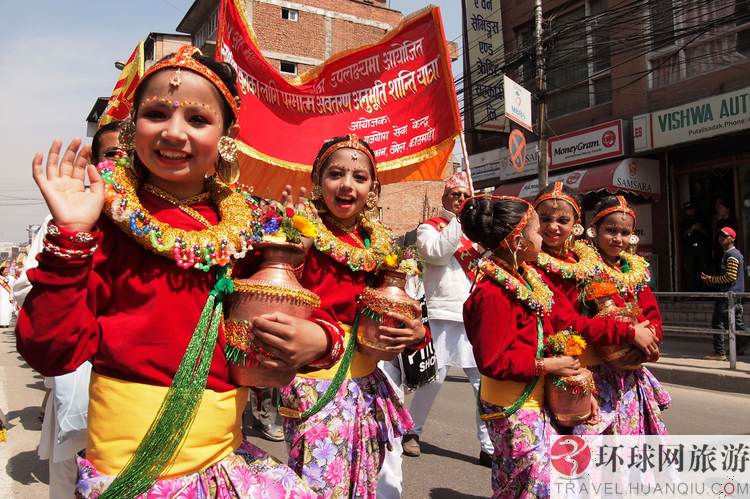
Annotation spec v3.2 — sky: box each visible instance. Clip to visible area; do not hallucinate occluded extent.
[0,0,462,243]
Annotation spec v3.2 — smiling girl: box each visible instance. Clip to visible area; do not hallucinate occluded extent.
[531,183,660,432]
[583,195,671,435]
[15,46,318,497]
[273,135,425,498]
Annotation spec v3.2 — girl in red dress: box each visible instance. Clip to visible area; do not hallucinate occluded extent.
[531,182,660,433]
[580,195,671,434]
[460,195,582,498]
[275,135,425,498]
[15,46,321,498]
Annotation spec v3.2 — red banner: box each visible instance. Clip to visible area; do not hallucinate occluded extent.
[218,1,461,197]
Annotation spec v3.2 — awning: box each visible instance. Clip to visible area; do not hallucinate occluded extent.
[492,158,661,200]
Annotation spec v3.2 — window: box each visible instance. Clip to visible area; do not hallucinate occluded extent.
[648,0,750,89]
[281,8,298,21]
[280,61,297,75]
[195,7,219,49]
[545,1,612,118]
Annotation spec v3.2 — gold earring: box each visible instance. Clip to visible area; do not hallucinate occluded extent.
[217,136,239,184]
[118,118,136,153]
[365,191,379,220]
[586,226,597,239]
[563,234,574,254]
[311,185,327,213]
[572,223,584,237]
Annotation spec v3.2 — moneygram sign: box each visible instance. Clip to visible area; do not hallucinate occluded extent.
[633,85,750,151]
[548,120,624,169]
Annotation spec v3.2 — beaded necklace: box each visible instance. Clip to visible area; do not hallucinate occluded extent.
[537,240,603,282]
[97,157,257,272]
[302,203,394,272]
[479,259,553,315]
[596,250,651,296]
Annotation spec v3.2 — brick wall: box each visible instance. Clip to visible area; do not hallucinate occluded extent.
[331,18,388,54]
[253,3,327,60]
[380,181,446,236]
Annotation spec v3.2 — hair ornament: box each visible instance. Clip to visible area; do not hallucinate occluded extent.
[533,181,581,219]
[590,195,637,227]
[140,45,239,121]
[312,134,377,182]
[586,226,597,238]
[458,194,534,248]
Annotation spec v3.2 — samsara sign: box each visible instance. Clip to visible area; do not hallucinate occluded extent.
[633,85,750,151]
[548,120,624,169]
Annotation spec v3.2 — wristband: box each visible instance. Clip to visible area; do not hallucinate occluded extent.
[305,319,345,370]
[535,358,545,376]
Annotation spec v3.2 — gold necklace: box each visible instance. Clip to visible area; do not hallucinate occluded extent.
[537,240,603,282]
[302,202,394,272]
[142,183,212,227]
[479,259,553,315]
[597,250,650,294]
[97,157,257,271]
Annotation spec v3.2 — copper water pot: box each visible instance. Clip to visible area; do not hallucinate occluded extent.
[593,298,647,370]
[357,270,420,362]
[226,242,320,387]
[545,367,594,427]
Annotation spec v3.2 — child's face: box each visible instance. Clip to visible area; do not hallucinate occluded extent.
[595,212,635,261]
[536,199,577,252]
[135,69,227,195]
[319,148,375,227]
[519,212,543,262]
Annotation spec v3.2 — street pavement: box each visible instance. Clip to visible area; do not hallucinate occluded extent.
[1,326,749,498]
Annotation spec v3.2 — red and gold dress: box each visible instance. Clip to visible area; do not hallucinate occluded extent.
[279,214,413,499]
[15,173,316,497]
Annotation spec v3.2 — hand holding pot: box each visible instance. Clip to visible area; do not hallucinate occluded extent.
[253,312,329,370]
[544,355,581,377]
[376,311,426,353]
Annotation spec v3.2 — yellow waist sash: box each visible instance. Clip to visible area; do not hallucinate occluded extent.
[480,374,545,412]
[579,345,602,366]
[298,323,378,380]
[87,373,247,479]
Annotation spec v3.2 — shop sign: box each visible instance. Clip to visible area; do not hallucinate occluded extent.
[548,120,625,169]
[503,75,533,131]
[612,158,660,197]
[468,149,502,185]
[499,141,540,181]
[517,170,586,199]
[633,85,750,151]
[465,0,508,132]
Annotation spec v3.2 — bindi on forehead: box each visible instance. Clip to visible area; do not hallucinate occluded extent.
[140,96,219,115]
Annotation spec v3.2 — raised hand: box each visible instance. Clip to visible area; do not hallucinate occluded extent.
[32,139,104,232]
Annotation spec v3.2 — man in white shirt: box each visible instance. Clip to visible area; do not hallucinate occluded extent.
[402,172,493,466]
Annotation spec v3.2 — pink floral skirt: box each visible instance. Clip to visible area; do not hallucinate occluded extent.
[280,369,412,499]
[575,364,670,435]
[75,440,318,498]
[481,402,556,499]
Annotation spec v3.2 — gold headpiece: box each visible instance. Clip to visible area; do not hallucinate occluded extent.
[312,134,377,182]
[591,195,636,226]
[140,46,240,121]
[533,181,581,219]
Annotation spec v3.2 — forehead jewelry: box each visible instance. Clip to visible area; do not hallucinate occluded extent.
[351,151,359,161]
[170,68,182,88]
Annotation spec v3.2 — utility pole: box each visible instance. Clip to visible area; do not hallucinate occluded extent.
[534,0,548,188]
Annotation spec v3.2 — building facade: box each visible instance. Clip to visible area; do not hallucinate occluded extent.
[177,0,403,77]
[465,0,750,291]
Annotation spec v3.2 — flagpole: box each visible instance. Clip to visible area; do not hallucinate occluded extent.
[458,132,475,194]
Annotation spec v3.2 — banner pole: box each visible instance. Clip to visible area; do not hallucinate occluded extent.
[459,132,475,194]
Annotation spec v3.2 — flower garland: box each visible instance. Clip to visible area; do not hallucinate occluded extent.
[478,259,553,315]
[596,250,651,296]
[97,156,257,271]
[537,240,603,282]
[298,202,395,272]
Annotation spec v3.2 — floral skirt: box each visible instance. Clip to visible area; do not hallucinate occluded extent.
[75,440,317,498]
[481,402,556,499]
[575,364,671,435]
[280,369,413,499]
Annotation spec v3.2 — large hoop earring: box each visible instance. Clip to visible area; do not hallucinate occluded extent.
[118,118,136,153]
[217,136,239,184]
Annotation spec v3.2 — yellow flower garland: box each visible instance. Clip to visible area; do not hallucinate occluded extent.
[300,202,395,272]
[537,240,603,282]
[98,158,256,271]
[478,259,554,315]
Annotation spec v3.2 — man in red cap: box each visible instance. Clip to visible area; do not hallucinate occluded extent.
[701,227,749,359]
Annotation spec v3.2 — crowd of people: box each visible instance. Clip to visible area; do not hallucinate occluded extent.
[8,45,676,498]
